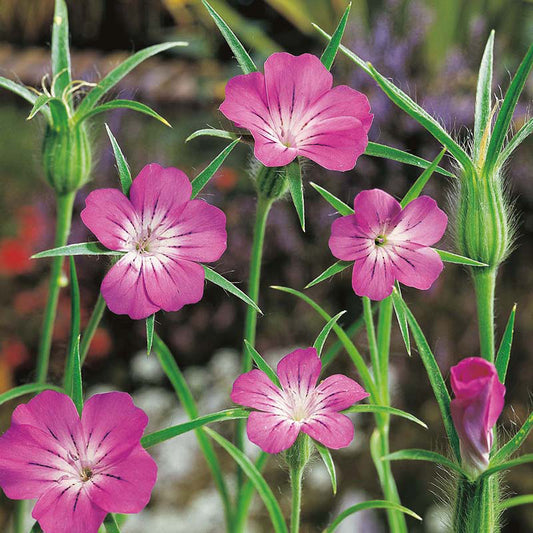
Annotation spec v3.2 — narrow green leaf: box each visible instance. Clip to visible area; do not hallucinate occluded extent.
[400,148,447,207]
[146,314,155,356]
[0,383,64,407]
[366,63,473,172]
[32,242,122,259]
[496,117,533,169]
[202,1,257,74]
[76,100,171,127]
[77,42,188,116]
[320,2,351,70]
[305,260,351,289]
[342,404,427,429]
[495,304,516,382]
[482,454,533,479]
[80,295,107,365]
[27,94,52,121]
[286,161,305,231]
[325,500,421,532]
[71,338,83,411]
[186,128,242,143]
[105,125,132,195]
[485,43,533,173]
[492,411,533,463]
[383,449,465,476]
[391,284,410,356]
[51,0,72,96]
[48,98,70,131]
[473,31,494,160]
[436,249,488,267]
[271,286,377,400]
[204,266,262,313]
[314,441,337,494]
[500,494,533,511]
[142,408,249,448]
[191,138,240,198]
[244,340,280,387]
[309,182,353,215]
[313,311,346,357]
[393,290,461,461]
[205,428,288,533]
[366,141,454,178]
[103,514,121,533]
[0,77,50,121]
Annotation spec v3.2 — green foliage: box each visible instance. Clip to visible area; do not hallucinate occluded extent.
[313,311,346,357]
[309,182,353,215]
[244,340,281,387]
[146,314,155,356]
[314,441,337,494]
[305,260,351,289]
[383,449,466,476]
[32,242,122,258]
[320,3,351,70]
[495,304,516,382]
[0,384,64,407]
[105,125,133,196]
[343,404,427,429]
[286,161,305,231]
[51,0,72,96]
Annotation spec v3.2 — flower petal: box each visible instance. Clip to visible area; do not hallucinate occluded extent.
[246,411,299,454]
[329,214,373,261]
[231,369,284,412]
[81,189,139,251]
[32,482,106,533]
[81,392,149,467]
[90,445,157,514]
[301,411,354,449]
[100,254,159,320]
[389,196,448,246]
[315,375,369,411]
[390,245,443,291]
[353,189,402,235]
[157,199,227,263]
[352,248,395,300]
[276,347,321,394]
[143,256,205,313]
[254,138,298,167]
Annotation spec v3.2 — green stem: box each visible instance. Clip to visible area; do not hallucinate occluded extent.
[473,267,497,361]
[363,297,381,395]
[36,191,76,383]
[376,297,393,404]
[289,466,304,533]
[80,294,107,364]
[13,501,25,533]
[455,475,500,533]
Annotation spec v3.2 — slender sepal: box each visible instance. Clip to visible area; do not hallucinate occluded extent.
[320,2,351,70]
[106,124,133,195]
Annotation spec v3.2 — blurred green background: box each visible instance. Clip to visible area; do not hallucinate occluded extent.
[0,0,532,531]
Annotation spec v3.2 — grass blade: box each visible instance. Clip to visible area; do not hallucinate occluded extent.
[383,449,465,476]
[191,138,240,198]
[314,441,337,494]
[343,404,427,429]
[0,384,64,407]
[77,100,170,127]
[244,340,280,387]
[436,250,488,267]
[32,242,122,258]
[186,128,242,143]
[142,408,249,448]
[105,125,132,195]
[286,161,305,231]
[146,314,155,356]
[204,265,262,313]
[205,428,288,533]
[309,182,353,215]
[325,500,421,532]
[202,1,257,74]
[313,311,346,357]
[495,304,516,383]
[51,0,72,96]
[305,260,351,289]
[320,2,351,70]
[491,411,533,463]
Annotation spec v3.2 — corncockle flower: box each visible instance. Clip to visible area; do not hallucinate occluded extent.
[219,52,373,171]
[231,347,369,453]
[329,189,447,300]
[450,357,505,476]
[81,163,227,319]
[0,391,157,533]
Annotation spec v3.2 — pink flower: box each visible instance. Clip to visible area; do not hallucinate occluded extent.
[450,357,506,476]
[231,347,369,453]
[81,164,227,320]
[219,52,373,171]
[0,391,157,533]
[329,189,448,300]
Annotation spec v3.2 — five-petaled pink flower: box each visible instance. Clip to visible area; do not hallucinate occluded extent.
[329,189,448,300]
[0,391,157,533]
[81,164,227,320]
[219,52,373,171]
[231,347,369,453]
[450,357,505,476]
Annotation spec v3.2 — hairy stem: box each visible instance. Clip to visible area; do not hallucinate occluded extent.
[289,466,304,533]
[13,501,25,533]
[473,267,497,362]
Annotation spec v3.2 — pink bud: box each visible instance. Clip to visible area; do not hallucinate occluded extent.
[450,357,505,476]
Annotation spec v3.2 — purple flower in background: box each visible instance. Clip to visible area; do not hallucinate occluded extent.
[450,357,506,476]
[0,391,157,533]
[219,52,373,171]
[81,164,227,320]
[329,189,447,300]
[231,347,369,453]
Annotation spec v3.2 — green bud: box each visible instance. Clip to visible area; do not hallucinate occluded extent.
[250,159,288,200]
[284,433,311,472]
[42,123,92,194]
